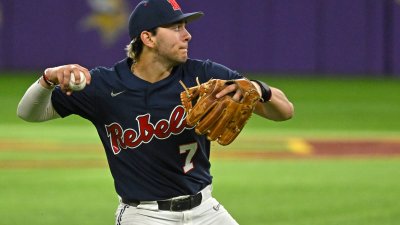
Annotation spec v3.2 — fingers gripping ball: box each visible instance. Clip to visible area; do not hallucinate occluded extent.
[69,71,87,91]
[180,78,260,145]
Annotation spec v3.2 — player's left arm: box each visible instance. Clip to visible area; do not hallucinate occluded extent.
[200,60,294,121]
[215,81,294,121]
[252,84,294,121]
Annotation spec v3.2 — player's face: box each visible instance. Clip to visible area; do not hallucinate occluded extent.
[153,22,192,65]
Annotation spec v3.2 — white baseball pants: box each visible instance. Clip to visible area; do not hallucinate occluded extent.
[115,185,239,225]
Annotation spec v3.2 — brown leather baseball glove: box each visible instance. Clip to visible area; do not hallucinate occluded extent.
[179,78,260,145]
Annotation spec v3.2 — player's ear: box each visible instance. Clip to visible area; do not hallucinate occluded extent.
[140,31,156,48]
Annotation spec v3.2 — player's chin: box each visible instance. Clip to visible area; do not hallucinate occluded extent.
[177,55,189,63]
[179,50,189,59]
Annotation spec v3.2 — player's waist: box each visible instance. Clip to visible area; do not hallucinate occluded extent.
[121,185,212,212]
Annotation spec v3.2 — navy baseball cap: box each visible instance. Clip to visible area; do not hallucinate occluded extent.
[128,0,204,40]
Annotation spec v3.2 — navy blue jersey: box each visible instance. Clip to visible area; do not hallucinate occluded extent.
[51,58,242,201]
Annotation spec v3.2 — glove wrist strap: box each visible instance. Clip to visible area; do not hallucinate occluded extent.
[251,80,272,102]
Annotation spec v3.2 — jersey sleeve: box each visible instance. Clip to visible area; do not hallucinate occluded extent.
[51,69,99,120]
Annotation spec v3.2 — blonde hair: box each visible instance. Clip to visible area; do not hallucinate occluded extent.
[125,40,136,59]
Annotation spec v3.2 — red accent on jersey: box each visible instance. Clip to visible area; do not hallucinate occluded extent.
[167,0,181,11]
[105,106,191,154]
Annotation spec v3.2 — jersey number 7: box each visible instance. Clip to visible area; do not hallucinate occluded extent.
[179,143,198,173]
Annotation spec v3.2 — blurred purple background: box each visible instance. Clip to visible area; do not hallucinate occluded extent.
[1,0,400,76]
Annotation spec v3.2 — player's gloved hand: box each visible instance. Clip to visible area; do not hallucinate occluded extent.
[41,64,91,95]
[180,78,261,145]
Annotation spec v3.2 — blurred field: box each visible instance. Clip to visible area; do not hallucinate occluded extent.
[1,73,400,225]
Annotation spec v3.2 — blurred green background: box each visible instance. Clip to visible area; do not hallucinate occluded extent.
[1,73,400,225]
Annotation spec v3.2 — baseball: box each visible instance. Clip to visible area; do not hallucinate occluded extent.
[69,71,87,91]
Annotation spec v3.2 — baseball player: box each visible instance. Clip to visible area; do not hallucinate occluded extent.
[17,0,294,224]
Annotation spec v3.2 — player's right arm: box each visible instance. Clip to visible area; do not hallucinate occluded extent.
[17,77,60,122]
[17,64,91,122]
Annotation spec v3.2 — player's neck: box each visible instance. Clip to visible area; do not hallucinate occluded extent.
[131,59,173,83]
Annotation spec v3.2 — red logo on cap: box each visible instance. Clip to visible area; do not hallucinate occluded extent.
[167,0,181,10]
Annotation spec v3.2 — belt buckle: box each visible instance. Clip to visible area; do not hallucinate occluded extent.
[158,192,202,212]
[169,197,189,211]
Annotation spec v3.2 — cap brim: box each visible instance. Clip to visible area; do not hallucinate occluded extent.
[182,12,204,23]
[164,11,204,26]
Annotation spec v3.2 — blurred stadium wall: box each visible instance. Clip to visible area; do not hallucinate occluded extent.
[0,0,400,76]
